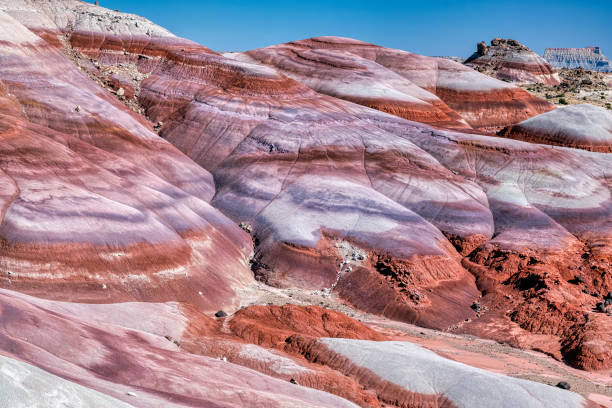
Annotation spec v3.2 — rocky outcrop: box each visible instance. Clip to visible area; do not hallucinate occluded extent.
[0,287,599,408]
[229,304,385,348]
[465,38,561,85]
[499,104,612,152]
[544,47,611,72]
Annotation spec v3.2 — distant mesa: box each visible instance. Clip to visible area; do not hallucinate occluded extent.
[544,47,611,72]
[465,38,560,85]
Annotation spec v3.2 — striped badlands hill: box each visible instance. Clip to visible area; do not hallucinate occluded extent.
[0,1,611,402]
[465,38,561,85]
[499,104,612,152]
[250,36,554,131]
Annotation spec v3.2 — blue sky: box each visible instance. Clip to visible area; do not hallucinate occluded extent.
[91,1,611,57]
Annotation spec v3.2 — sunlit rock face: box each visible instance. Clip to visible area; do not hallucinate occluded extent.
[465,38,561,85]
[1,0,612,384]
[286,338,591,408]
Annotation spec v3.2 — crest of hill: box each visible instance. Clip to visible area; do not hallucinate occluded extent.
[465,38,560,85]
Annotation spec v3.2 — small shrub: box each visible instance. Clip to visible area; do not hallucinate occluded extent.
[558,98,568,105]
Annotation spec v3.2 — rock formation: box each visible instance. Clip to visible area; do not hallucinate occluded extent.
[224,47,471,130]
[0,1,611,406]
[465,38,561,85]
[544,47,612,72]
[499,104,612,152]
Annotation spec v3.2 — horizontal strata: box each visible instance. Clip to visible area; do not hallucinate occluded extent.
[0,288,360,407]
[543,47,611,72]
[281,36,555,131]
[0,288,597,408]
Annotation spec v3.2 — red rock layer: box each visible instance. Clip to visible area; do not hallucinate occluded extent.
[3,0,612,373]
[44,11,612,367]
[0,288,359,407]
[285,336,457,408]
[396,125,612,370]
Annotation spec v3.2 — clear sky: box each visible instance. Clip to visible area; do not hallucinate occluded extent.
[90,0,611,57]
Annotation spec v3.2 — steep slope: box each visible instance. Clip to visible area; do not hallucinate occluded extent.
[225,45,470,129]
[465,38,560,85]
[544,47,612,72]
[0,9,253,310]
[279,36,554,131]
[499,104,612,152]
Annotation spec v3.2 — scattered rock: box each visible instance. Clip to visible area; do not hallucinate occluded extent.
[74,105,81,112]
[215,310,228,318]
[126,391,137,397]
[477,41,488,56]
[555,381,571,390]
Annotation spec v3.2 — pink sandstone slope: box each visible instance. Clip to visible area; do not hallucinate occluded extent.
[0,9,253,311]
[0,288,598,408]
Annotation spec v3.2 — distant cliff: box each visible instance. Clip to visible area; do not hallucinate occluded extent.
[543,47,611,72]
